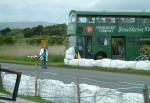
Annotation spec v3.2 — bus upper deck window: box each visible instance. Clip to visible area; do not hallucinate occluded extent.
[116,17,122,23]
[135,18,143,23]
[96,17,105,23]
[111,17,116,23]
[87,17,95,23]
[96,17,115,23]
[105,17,115,23]
[143,18,150,23]
[78,17,86,23]
[122,17,135,23]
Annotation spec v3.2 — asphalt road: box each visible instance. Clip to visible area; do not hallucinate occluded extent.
[1,62,150,93]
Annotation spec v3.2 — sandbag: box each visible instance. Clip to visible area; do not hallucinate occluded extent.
[110,60,128,69]
[136,61,150,70]
[66,47,75,55]
[100,59,112,67]
[78,59,94,67]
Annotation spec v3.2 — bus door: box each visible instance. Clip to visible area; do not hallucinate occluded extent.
[85,35,92,58]
[111,36,125,60]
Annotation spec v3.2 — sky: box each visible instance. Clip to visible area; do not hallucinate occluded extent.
[0,0,150,23]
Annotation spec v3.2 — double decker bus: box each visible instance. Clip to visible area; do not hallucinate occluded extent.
[67,10,150,60]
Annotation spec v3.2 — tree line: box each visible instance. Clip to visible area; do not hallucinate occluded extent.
[0,24,67,37]
[0,24,68,45]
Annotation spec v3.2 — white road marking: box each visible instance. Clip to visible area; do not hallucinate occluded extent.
[117,81,144,86]
[1,66,8,69]
[117,86,143,90]
[43,72,57,75]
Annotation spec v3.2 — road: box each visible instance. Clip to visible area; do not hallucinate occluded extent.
[1,62,150,93]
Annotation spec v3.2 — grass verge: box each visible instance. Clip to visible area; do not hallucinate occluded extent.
[20,96,53,103]
[0,55,64,66]
[0,88,53,103]
[64,65,150,76]
[0,88,11,95]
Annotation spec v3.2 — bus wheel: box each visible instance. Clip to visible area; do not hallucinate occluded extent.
[95,52,107,60]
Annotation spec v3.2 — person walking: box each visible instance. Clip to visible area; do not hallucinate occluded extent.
[39,46,48,69]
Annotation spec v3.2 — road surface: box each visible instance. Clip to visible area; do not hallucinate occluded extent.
[1,62,150,93]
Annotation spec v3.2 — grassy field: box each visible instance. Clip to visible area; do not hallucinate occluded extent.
[0,44,66,56]
[0,44,65,67]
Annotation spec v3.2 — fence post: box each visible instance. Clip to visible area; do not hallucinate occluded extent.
[12,72,22,101]
[143,85,150,103]
[93,91,97,103]
[76,75,80,103]
[35,61,39,96]
[0,64,3,88]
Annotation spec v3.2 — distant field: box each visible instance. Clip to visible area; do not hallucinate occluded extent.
[0,44,66,56]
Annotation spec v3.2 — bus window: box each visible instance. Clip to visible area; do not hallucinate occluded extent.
[87,17,95,23]
[78,17,86,23]
[105,17,115,23]
[121,17,135,23]
[140,37,150,45]
[98,36,109,46]
[116,17,122,23]
[69,35,76,47]
[78,36,84,50]
[77,26,84,34]
[143,18,150,23]
[135,17,143,23]
[96,17,105,23]
[104,37,108,46]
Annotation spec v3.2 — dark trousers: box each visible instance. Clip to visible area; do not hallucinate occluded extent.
[41,58,47,69]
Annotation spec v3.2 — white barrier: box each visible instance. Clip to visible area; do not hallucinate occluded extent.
[64,47,150,70]
[2,74,144,103]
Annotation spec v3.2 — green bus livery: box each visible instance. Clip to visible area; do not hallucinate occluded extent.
[67,10,150,60]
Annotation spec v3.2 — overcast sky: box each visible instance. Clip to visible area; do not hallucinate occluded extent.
[0,0,150,23]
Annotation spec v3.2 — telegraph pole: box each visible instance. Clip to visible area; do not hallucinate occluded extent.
[0,64,3,88]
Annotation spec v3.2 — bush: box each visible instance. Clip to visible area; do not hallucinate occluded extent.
[0,36,15,45]
[4,37,15,44]
[48,54,64,63]
[140,45,150,57]
[48,36,66,45]
[25,36,67,46]
[0,37,3,45]
[136,45,150,61]
[27,38,42,45]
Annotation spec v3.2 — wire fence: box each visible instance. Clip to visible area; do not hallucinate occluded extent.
[0,66,150,103]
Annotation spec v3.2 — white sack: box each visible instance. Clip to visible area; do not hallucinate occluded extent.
[122,93,144,103]
[136,61,150,70]
[68,59,79,66]
[126,61,136,69]
[100,59,112,67]
[3,73,145,103]
[110,60,128,69]
[78,59,94,67]
[66,47,75,55]
[93,60,103,67]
